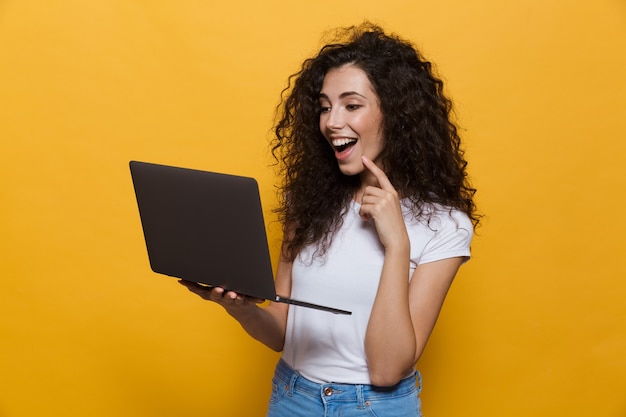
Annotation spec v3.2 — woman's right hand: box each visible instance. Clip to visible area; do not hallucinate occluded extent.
[177,280,264,318]
[176,250,292,352]
[177,249,292,352]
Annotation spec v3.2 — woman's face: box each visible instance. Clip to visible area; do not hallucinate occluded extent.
[318,65,384,177]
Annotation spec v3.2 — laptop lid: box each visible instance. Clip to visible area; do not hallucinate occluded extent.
[129,161,350,315]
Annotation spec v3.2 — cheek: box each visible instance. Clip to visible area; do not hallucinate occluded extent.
[361,111,382,133]
[318,115,327,133]
[363,119,384,143]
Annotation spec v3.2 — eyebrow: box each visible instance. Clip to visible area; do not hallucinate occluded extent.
[318,91,368,100]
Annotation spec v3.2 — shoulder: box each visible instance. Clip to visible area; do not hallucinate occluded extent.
[402,202,474,264]
[425,204,473,233]
[402,201,472,231]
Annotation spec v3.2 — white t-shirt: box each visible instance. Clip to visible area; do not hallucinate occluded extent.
[281,200,473,384]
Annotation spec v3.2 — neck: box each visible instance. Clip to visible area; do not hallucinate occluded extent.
[353,170,378,204]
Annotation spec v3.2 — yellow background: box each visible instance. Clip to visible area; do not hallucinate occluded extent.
[1,1,625,416]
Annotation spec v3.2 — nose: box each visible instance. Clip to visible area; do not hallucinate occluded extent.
[323,108,344,130]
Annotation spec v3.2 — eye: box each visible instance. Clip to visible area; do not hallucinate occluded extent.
[319,105,331,113]
[346,104,362,111]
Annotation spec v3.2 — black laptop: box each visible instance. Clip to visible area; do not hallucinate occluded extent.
[129,161,350,315]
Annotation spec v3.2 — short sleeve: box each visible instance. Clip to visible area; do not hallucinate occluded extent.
[418,209,473,265]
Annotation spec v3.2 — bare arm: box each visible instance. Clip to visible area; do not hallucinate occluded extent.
[359,156,464,386]
[365,256,463,386]
[179,251,292,352]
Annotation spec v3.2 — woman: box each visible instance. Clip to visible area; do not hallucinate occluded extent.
[181,22,479,416]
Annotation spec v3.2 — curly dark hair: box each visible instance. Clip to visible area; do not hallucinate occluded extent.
[272,22,479,260]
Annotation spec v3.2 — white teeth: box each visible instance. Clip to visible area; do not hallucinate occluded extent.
[332,138,357,147]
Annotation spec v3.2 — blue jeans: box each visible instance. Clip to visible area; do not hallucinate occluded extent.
[267,359,422,417]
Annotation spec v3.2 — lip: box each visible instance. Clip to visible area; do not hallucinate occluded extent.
[332,139,358,161]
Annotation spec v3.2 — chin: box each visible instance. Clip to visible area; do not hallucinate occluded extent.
[338,162,365,177]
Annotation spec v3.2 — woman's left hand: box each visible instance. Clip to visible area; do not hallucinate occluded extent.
[359,156,409,251]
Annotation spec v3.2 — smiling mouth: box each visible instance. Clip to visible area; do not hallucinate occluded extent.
[332,138,358,153]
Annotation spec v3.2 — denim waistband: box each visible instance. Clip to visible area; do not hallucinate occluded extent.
[273,359,421,403]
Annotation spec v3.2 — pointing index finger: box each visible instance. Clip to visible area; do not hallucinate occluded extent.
[361,156,393,190]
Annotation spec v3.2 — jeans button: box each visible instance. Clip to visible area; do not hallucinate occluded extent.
[323,387,333,396]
